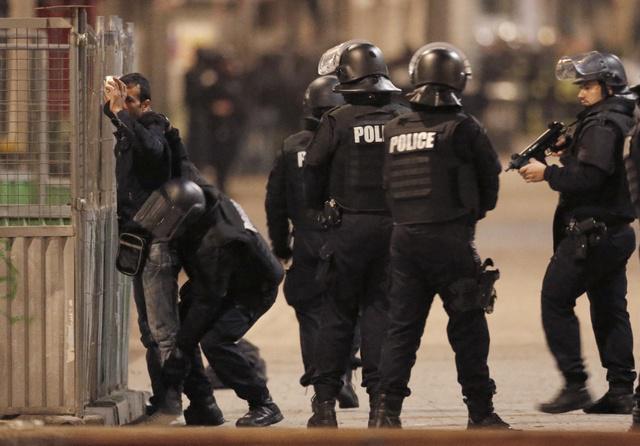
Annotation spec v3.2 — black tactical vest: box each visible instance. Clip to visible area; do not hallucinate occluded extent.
[328,102,408,211]
[624,120,640,217]
[384,110,474,224]
[561,97,636,223]
[282,130,318,228]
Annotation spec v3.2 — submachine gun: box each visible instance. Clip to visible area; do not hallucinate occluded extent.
[506,121,573,171]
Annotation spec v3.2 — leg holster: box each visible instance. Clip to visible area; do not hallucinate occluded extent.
[445,259,500,314]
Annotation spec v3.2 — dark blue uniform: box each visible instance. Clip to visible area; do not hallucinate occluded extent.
[303,97,409,402]
[376,106,501,421]
[541,96,636,396]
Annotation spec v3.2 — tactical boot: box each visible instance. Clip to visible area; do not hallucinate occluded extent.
[337,371,359,409]
[184,396,225,426]
[369,394,402,428]
[465,396,511,430]
[584,388,634,414]
[236,397,284,427]
[307,397,338,428]
[467,413,511,430]
[537,383,592,414]
[145,395,163,416]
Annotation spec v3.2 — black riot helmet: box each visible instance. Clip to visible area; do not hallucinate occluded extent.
[303,75,345,119]
[318,40,400,93]
[407,42,472,107]
[555,51,628,91]
[133,178,206,241]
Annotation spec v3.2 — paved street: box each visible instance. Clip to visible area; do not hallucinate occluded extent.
[128,164,640,431]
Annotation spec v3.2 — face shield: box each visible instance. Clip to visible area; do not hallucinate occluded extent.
[408,42,472,85]
[317,39,372,75]
[555,52,605,83]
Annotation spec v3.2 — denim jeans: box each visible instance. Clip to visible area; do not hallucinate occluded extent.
[133,241,181,364]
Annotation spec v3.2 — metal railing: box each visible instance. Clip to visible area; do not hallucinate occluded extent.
[0,10,136,417]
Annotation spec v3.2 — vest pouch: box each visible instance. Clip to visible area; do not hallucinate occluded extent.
[116,232,148,276]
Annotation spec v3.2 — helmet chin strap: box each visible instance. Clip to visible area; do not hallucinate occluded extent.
[598,80,611,99]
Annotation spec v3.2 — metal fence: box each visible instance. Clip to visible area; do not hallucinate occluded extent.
[0,11,135,417]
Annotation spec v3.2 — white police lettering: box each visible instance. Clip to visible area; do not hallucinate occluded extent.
[389,132,437,153]
[297,151,306,168]
[353,125,385,143]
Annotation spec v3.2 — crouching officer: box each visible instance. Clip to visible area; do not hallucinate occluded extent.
[370,43,509,429]
[519,51,637,414]
[141,167,285,427]
[265,75,360,408]
[127,178,224,425]
[303,40,409,427]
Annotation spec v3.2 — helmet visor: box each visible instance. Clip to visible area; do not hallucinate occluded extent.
[318,39,372,75]
[555,51,603,81]
[408,42,472,83]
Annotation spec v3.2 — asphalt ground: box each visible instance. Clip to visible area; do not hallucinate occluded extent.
[127,166,640,432]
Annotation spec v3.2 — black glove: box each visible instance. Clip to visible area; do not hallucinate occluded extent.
[162,347,192,387]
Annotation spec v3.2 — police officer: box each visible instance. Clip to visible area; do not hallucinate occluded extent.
[369,43,508,429]
[104,73,217,422]
[303,41,409,427]
[265,75,359,408]
[155,129,285,428]
[624,82,640,429]
[519,51,637,414]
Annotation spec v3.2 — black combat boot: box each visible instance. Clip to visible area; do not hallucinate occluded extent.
[145,394,163,416]
[307,397,338,428]
[369,394,403,428]
[584,385,634,414]
[465,396,511,430]
[337,371,359,409]
[236,396,284,427]
[537,382,593,414]
[184,395,225,426]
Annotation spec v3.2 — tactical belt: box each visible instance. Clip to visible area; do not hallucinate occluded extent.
[564,217,616,259]
[340,208,390,216]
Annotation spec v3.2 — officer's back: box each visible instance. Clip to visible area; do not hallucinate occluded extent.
[304,40,410,429]
[304,41,409,213]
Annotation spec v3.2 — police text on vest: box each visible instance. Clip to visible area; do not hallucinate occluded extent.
[389,132,437,153]
[353,125,385,144]
[297,151,306,168]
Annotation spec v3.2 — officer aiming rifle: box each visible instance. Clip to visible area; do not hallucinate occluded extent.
[507,121,574,171]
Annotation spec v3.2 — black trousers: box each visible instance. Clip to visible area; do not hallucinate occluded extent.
[197,299,274,404]
[313,214,391,400]
[377,223,494,401]
[284,228,360,387]
[541,224,636,388]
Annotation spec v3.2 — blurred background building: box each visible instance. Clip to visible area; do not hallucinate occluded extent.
[4,0,640,182]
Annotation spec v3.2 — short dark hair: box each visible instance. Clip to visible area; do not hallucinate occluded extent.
[120,72,151,101]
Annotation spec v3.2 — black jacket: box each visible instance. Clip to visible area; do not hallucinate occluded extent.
[265,120,321,259]
[543,96,636,245]
[105,106,172,229]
